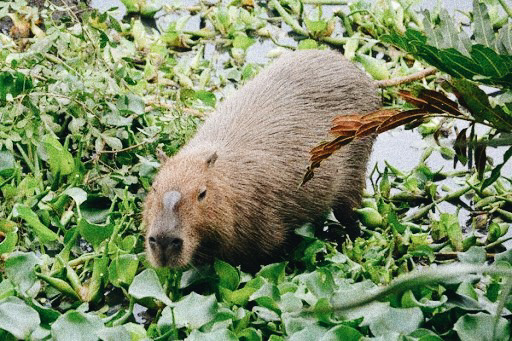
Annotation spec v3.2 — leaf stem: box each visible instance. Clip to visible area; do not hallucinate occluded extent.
[270,0,309,36]
[314,264,512,312]
[498,0,512,17]
[15,143,36,174]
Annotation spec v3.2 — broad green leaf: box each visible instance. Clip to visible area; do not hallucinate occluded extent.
[116,94,145,115]
[470,44,509,78]
[453,79,512,132]
[80,196,112,224]
[97,326,131,341]
[43,136,75,177]
[128,269,172,306]
[440,213,463,251]
[369,307,423,336]
[14,204,59,243]
[0,219,18,254]
[108,254,139,287]
[63,187,87,207]
[320,325,363,341]
[0,150,15,177]
[5,252,39,296]
[257,262,286,285]
[233,34,254,50]
[497,24,512,54]
[51,311,104,341]
[187,328,237,341]
[473,0,495,49]
[173,292,218,329]
[288,325,327,341]
[454,312,510,341]
[77,218,114,249]
[0,280,15,301]
[0,296,40,339]
[458,246,486,264]
[214,259,240,291]
[249,282,281,313]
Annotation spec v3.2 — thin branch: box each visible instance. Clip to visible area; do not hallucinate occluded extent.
[374,67,437,87]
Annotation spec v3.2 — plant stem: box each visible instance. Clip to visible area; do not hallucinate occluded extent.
[405,185,472,221]
[313,264,512,312]
[498,0,512,17]
[270,0,309,36]
[375,67,437,87]
[15,143,36,174]
[485,236,512,250]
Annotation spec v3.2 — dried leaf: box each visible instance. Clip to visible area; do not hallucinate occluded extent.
[418,89,462,116]
[454,128,468,167]
[377,109,427,132]
[474,143,487,180]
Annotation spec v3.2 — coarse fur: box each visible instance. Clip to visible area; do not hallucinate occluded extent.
[143,49,380,268]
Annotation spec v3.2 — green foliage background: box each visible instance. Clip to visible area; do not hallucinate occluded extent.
[0,0,512,340]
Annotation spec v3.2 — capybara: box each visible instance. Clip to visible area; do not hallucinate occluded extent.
[143,49,379,268]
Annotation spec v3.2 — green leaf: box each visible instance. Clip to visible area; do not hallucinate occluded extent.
[195,90,216,107]
[14,204,59,243]
[116,94,145,115]
[473,0,495,49]
[289,325,327,341]
[173,292,218,329]
[454,79,512,131]
[187,328,237,341]
[454,312,511,341]
[97,326,131,341]
[51,311,104,341]
[320,325,363,341]
[497,24,512,54]
[0,71,33,104]
[214,259,240,291]
[108,254,139,288]
[458,246,487,264]
[128,269,172,305]
[77,218,113,249]
[355,54,390,80]
[43,136,75,177]
[5,252,39,296]
[0,219,18,254]
[0,296,40,339]
[470,45,509,78]
[233,34,254,50]
[369,307,423,336]
[257,262,286,285]
[0,150,15,177]
[481,146,512,190]
[250,283,281,313]
[439,213,463,251]
[63,187,88,207]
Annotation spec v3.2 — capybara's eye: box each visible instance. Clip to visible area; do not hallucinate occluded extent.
[198,188,207,201]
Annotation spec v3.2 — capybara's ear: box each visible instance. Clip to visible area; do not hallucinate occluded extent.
[157,149,168,163]
[206,152,218,167]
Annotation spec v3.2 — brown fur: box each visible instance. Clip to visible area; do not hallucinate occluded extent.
[143,50,380,268]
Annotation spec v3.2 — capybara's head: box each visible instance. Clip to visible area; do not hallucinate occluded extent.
[143,150,235,268]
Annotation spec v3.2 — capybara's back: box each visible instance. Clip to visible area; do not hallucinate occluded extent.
[144,50,380,268]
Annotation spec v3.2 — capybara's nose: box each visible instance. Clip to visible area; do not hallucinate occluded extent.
[148,234,183,253]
